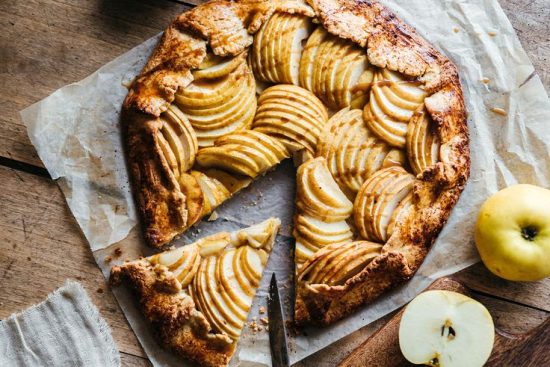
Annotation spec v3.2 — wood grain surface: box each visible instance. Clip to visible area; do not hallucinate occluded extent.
[0,1,548,366]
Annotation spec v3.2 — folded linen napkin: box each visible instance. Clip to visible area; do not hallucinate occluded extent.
[0,280,120,367]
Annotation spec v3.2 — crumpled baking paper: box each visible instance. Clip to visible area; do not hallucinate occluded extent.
[20,0,550,365]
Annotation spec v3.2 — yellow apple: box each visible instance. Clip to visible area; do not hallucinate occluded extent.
[475,184,550,281]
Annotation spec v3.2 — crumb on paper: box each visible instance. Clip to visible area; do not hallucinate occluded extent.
[259,306,266,314]
[488,31,497,37]
[208,211,219,221]
[491,107,507,116]
[114,247,122,257]
[481,77,490,84]
[104,255,112,263]
[260,317,269,325]
[452,27,460,33]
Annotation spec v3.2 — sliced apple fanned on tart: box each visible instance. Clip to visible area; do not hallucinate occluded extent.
[117,0,470,364]
[110,218,280,367]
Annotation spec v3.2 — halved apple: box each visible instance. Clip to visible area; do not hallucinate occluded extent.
[406,106,441,175]
[354,166,415,242]
[253,84,328,156]
[364,68,428,148]
[298,241,382,286]
[190,170,231,216]
[399,290,495,367]
[251,12,313,84]
[296,157,353,222]
[196,130,289,178]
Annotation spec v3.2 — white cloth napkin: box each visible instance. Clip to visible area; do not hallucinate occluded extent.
[0,280,120,367]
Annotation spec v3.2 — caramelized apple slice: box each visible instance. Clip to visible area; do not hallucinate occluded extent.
[191,171,231,216]
[299,26,329,91]
[406,106,441,175]
[296,157,353,222]
[253,84,328,156]
[178,173,205,228]
[354,166,415,242]
[192,52,246,80]
[364,69,427,148]
[316,108,405,197]
[175,62,256,147]
[294,214,353,265]
[200,168,252,195]
[157,104,198,178]
[196,130,288,178]
[298,241,382,286]
[149,244,201,288]
[251,12,313,84]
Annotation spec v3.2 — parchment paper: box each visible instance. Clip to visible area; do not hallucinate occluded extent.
[21,0,550,365]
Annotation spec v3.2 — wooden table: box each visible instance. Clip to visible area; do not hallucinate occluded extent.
[0,1,548,366]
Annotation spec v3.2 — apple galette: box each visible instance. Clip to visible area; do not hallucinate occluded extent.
[110,218,280,367]
[116,0,469,364]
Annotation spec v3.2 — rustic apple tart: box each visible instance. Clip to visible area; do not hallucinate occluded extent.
[115,0,469,363]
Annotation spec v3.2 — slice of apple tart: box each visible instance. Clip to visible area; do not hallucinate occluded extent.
[110,218,280,367]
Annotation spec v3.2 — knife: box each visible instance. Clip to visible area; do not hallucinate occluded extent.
[268,273,290,367]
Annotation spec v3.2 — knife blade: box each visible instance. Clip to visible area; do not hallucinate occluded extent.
[268,273,290,367]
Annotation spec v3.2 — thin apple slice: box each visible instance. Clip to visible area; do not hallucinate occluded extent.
[192,51,246,80]
[310,241,381,285]
[364,69,428,148]
[296,157,353,222]
[191,171,231,216]
[251,12,313,84]
[406,106,441,175]
[371,173,415,241]
[174,64,244,108]
[196,130,288,178]
[323,40,354,109]
[253,84,328,156]
[399,290,495,367]
[178,172,205,228]
[354,166,415,241]
[327,241,382,285]
[286,16,314,85]
[299,26,329,91]
[201,168,252,195]
[149,244,201,288]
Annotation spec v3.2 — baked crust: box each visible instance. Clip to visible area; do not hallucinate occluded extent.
[111,260,235,367]
[120,0,469,341]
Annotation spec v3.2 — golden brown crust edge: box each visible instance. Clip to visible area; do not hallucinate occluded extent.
[294,0,470,326]
[110,261,235,367]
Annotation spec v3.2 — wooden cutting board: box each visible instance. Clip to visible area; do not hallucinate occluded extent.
[338,277,550,367]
